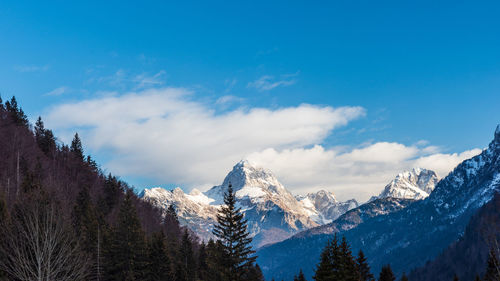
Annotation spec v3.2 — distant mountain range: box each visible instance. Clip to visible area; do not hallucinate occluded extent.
[141,159,438,248]
[257,125,500,281]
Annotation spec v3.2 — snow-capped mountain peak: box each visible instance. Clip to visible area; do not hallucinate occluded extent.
[376,168,438,200]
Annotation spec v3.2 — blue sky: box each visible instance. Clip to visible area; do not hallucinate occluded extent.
[0,1,499,200]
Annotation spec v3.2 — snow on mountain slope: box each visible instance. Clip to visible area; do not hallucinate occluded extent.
[373,168,438,200]
[140,187,219,240]
[141,160,359,247]
[293,197,415,238]
[296,190,359,224]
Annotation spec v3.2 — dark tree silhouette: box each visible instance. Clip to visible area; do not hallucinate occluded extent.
[213,183,256,281]
[378,265,396,281]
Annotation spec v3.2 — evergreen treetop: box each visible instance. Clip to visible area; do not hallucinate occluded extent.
[212,183,256,281]
[357,250,374,281]
[378,265,396,281]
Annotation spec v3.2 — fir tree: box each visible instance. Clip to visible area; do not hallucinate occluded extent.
[145,232,171,281]
[197,242,208,279]
[294,269,307,281]
[72,186,99,255]
[357,250,374,281]
[34,117,45,143]
[5,96,28,126]
[212,183,256,281]
[104,191,146,280]
[178,229,196,281]
[71,132,84,161]
[313,236,339,281]
[484,247,500,281]
[205,239,225,281]
[338,236,359,281]
[453,274,459,281]
[378,265,396,281]
[34,117,55,155]
[400,272,408,281]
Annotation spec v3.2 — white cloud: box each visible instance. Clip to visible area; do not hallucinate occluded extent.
[247,74,297,91]
[247,144,482,201]
[44,87,481,202]
[44,86,69,96]
[45,87,365,191]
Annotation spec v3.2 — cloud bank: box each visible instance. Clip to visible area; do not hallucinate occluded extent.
[44,88,481,201]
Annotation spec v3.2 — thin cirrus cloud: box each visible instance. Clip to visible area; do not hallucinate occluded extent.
[44,86,69,96]
[44,87,481,201]
[247,74,297,91]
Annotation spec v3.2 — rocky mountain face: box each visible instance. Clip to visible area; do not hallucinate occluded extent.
[141,160,358,247]
[257,126,500,281]
[292,197,416,239]
[372,167,438,201]
[140,187,218,241]
[296,190,358,224]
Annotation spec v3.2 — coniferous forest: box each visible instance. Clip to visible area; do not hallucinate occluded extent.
[0,96,263,281]
[0,95,498,281]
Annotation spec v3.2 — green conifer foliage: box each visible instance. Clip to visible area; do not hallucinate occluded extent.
[178,229,196,281]
[357,250,374,281]
[339,236,359,281]
[72,186,99,255]
[212,183,256,281]
[378,265,396,281]
[71,133,84,161]
[313,236,338,281]
[104,191,146,280]
[145,231,171,281]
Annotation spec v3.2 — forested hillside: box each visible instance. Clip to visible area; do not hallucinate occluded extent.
[0,96,263,281]
[410,192,500,281]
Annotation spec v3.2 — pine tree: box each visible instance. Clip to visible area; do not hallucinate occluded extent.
[72,186,99,254]
[338,236,359,281]
[104,191,146,280]
[294,269,306,281]
[400,272,408,281]
[34,117,56,154]
[205,239,225,281]
[71,132,84,161]
[357,250,374,281]
[197,242,208,280]
[178,229,196,281]
[313,236,338,281]
[378,265,396,281]
[484,247,500,281]
[100,174,122,215]
[212,183,256,281]
[5,96,28,126]
[452,274,459,281]
[34,117,45,143]
[145,232,171,281]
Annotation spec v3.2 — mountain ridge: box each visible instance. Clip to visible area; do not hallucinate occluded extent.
[256,125,500,281]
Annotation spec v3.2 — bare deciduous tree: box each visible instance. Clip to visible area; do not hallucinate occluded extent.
[0,201,89,281]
